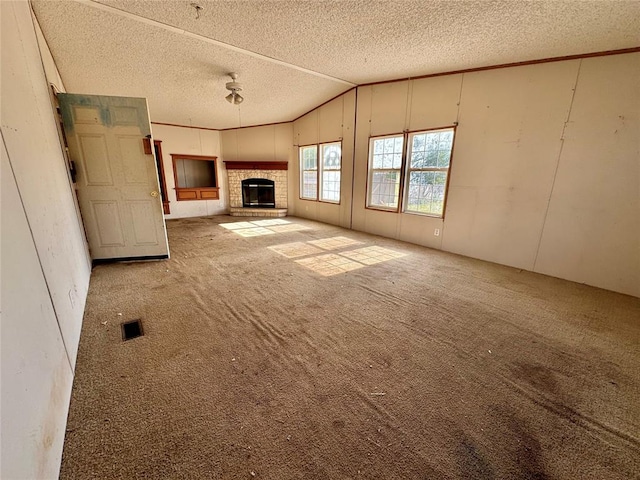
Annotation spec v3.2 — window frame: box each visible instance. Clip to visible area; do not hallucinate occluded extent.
[365,126,456,218]
[402,127,455,218]
[299,144,318,201]
[298,140,343,204]
[319,141,342,204]
[366,133,406,212]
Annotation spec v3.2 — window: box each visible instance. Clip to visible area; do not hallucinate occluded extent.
[366,127,455,217]
[367,135,404,210]
[300,146,318,200]
[320,142,341,203]
[171,154,219,201]
[299,142,342,203]
[404,129,454,216]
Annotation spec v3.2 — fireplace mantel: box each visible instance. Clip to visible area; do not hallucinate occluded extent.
[224,161,288,170]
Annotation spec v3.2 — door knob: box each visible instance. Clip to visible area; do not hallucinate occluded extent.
[150,191,159,197]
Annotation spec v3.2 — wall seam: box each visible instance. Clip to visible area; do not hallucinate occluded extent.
[441,73,466,250]
[404,79,413,130]
[1,129,75,375]
[532,59,583,272]
[398,80,413,238]
[349,88,358,230]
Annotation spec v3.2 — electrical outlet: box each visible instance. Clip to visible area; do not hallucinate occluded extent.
[434,228,440,237]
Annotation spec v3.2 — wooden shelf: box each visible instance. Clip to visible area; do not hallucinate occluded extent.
[224,161,288,170]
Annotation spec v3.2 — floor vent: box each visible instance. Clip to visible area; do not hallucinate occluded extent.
[121,319,143,341]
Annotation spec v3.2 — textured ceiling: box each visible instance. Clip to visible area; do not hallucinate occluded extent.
[32,0,640,129]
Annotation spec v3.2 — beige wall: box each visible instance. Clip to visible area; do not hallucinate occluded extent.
[533,54,639,296]
[442,61,579,268]
[1,1,91,477]
[151,124,226,219]
[220,123,295,211]
[290,53,639,297]
[292,90,356,228]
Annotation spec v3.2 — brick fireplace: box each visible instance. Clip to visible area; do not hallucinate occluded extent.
[224,161,288,217]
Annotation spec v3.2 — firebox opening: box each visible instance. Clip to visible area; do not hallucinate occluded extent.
[242,178,275,208]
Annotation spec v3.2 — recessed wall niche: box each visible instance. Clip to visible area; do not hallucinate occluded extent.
[171,154,219,201]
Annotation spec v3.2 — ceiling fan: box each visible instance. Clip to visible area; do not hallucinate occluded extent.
[225,72,244,105]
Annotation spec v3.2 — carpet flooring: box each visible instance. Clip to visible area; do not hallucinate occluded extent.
[60,215,640,479]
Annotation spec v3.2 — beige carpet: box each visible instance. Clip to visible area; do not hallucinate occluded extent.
[61,215,640,479]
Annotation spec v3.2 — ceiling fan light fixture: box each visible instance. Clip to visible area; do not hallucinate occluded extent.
[225,92,244,105]
[225,72,244,105]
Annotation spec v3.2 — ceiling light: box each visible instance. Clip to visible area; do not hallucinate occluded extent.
[225,72,244,105]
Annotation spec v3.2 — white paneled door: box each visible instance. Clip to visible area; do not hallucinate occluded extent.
[58,94,169,261]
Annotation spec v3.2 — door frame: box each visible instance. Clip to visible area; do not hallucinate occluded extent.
[153,140,170,214]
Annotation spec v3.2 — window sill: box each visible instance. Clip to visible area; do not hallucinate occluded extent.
[365,205,399,213]
[402,210,444,219]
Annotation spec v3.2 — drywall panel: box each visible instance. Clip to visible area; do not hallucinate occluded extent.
[339,89,357,228]
[234,127,271,160]
[151,124,225,219]
[1,0,90,365]
[535,54,640,297]
[318,95,346,142]
[222,124,293,162]
[274,123,294,163]
[362,209,400,239]
[314,202,338,226]
[398,214,444,249]
[369,81,409,136]
[442,61,579,270]
[236,125,289,161]
[1,138,74,480]
[297,199,319,218]
[291,90,356,228]
[294,109,319,146]
[351,85,372,232]
[409,74,462,131]
[220,128,239,161]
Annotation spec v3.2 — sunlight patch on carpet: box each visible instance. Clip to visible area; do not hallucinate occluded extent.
[308,236,364,250]
[340,246,408,265]
[268,224,311,233]
[219,220,310,237]
[295,253,364,276]
[219,221,256,230]
[233,227,276,237]
[251,219,290,227]
[269,242,324,258]
[271,236,409,276]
